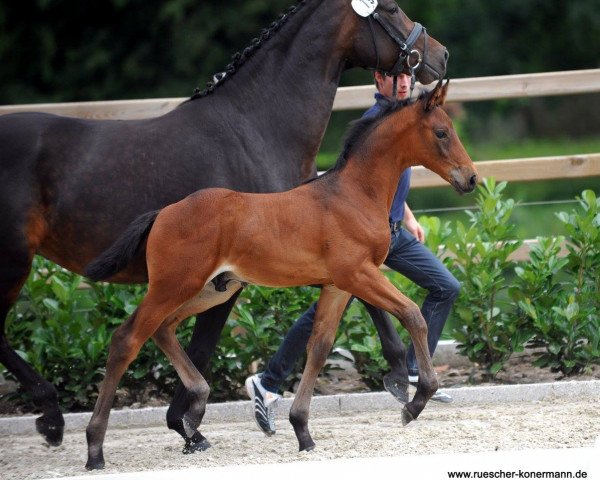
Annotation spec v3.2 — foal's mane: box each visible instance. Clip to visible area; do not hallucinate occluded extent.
[313,90,430,181]
[186,0,307,102]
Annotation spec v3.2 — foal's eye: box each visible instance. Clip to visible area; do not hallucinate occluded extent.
[435,130,448,139]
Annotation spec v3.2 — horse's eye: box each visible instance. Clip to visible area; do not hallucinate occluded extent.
[435,130,448,139]
[391,5,399,13]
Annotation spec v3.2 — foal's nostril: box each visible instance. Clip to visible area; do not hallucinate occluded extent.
[443,49,450,65]
[469,174,477,188]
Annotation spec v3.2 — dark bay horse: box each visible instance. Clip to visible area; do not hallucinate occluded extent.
[0,0,448,450]
[83,81,477,469]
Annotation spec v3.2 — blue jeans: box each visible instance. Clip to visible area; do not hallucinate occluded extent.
[260,227,460,393]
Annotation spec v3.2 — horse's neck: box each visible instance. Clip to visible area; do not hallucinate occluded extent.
[183,0,350,172]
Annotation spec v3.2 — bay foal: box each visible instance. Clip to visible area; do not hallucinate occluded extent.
[84,81,477,469]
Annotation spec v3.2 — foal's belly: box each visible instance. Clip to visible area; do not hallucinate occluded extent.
[226,260,331,289]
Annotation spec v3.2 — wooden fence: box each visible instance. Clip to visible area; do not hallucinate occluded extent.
[2,69,599,262]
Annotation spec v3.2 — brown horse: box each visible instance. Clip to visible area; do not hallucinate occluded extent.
[84,80,476,470]
[0,0,448,450]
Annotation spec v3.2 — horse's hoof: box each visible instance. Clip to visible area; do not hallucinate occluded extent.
[36,416,64,447]
[401,407,415,426]
[182,438,211,455]
[85,458,105,471]
[383,374,409,404]
[299,439,316,452]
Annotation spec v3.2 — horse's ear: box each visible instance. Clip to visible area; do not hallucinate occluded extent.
[425,78,450,111]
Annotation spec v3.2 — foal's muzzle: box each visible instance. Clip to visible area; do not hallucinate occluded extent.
[451,170,478,195]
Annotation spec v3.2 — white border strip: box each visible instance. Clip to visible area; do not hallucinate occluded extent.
[1,380,598,436]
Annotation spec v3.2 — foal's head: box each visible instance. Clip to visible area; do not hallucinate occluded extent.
[396,80,478,193]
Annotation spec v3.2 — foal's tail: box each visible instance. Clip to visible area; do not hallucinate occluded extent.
[84,210,160,281]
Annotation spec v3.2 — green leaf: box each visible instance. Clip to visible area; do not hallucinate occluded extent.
[490,362,503,374]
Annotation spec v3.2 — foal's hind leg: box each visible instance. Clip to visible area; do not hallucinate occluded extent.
[163,277,244,453]
[360,301,409,403]
[338,267,438,425]
[85,285,202,470]
[289,285,351,451]
[0,217,64,446]
[167,291,242,453]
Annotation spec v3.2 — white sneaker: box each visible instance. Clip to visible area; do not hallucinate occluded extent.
[245,374,282,435]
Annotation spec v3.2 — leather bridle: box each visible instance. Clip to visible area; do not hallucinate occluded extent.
[367,9,428,98]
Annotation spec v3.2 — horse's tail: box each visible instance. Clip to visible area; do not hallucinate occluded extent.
[84,210,160,281]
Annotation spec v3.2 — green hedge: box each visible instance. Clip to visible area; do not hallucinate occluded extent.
[3,181,599,410]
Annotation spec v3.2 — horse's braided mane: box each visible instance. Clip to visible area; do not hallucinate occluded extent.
[188,0,308,101]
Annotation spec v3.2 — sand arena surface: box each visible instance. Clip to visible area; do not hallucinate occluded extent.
[0,396,598,479]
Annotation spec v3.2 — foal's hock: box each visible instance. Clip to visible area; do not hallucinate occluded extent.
[83,81,477,468]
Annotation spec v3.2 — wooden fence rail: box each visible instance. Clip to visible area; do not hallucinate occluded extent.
[2,69,599,119]
[408,154,600,188]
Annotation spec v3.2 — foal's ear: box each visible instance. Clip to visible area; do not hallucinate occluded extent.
[425,78,450,111]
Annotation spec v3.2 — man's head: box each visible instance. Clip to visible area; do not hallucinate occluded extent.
[374,71,411,100]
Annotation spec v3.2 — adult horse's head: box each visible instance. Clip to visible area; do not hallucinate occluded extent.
[344,0,449,84]
[408,80,478,193]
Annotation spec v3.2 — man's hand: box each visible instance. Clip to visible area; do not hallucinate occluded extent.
[403,203,425,243]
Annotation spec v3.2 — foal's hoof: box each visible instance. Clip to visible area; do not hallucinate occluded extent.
[36,416,64,447]
[401,406,415,426]
[383,374,409,404]
[182,437,211,455]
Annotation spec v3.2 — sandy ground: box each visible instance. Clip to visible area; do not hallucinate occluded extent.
[1,396,598,480]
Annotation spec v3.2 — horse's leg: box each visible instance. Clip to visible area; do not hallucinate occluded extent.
[0,221,64,446]
[166,280,243,453]
[289,285,351,451]
[85,284,202,470]
[360,300,409,403]
[339,267,437,425]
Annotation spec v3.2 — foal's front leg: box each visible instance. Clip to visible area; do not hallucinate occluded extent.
[289,285,351,451]
[339,266,438,424]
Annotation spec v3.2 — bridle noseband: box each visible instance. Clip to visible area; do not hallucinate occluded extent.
[367,9,428,98]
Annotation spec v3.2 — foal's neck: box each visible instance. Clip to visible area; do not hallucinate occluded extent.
[340,121,414,216]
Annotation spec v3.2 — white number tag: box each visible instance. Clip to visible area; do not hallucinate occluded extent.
[351,0,378,17]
